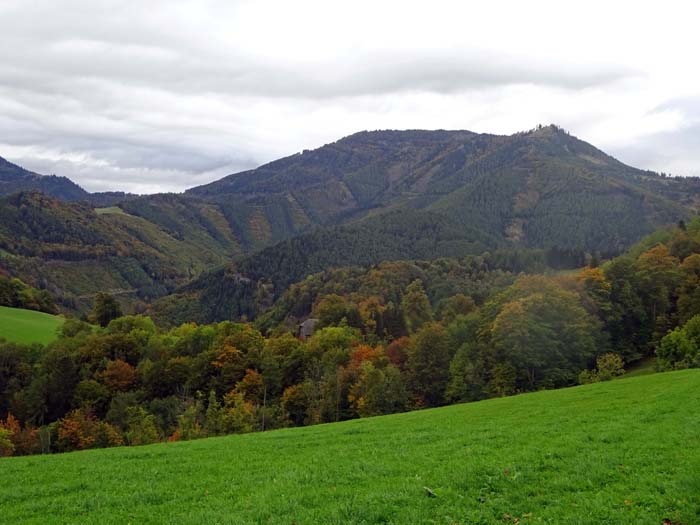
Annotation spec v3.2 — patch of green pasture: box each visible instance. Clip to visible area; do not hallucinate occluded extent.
[1,370,698,524]
[95,206,128,216]
[0,306,63,345]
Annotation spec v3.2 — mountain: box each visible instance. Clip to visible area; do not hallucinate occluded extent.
[2,125,699,318]
[186,125,696,251]
[151,125,699,325]
[0,156,89,201]
[0,192,240,312]
[3,126,697,256]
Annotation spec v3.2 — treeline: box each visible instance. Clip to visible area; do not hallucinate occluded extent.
[3,220,700,456]
[149,207,499,326]
[0,275,57,314]
[1,281,591,457]
[151,227,589,329]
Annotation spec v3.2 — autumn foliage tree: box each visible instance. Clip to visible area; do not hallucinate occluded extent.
[100,359,137,392]
[90,292,123,327]
[487,277,598,389]
[57,409,123,451]
[401,279,433,334]
[406,322,452,407]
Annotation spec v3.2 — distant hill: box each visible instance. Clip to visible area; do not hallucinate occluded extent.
[187,125,697,251]
[149,210,505,325]
[0,156,89,201]
[0,156,137,206]
[0,192,240,312]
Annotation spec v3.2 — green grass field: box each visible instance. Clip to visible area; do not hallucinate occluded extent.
[0,306,63,345]
[1,370,698,524]
[94,206,128,215]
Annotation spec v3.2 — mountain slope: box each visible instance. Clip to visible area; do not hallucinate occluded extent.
[150,126,700,325]
[188,125,693,251]
[0,192,240,312]
[150,209,501,324]
[2,370,698,524]
[0,156,89,201]
[2,125,699,318]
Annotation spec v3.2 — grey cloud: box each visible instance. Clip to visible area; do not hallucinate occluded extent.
[0,1,634,102]
[13,154,256,194]
[611,98,700,177]
[0,46,634,101]
[0,0,689,193]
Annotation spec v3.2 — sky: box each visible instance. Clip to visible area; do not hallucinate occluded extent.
[1,0,699,193]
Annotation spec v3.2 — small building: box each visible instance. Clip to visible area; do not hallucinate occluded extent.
[297,318,319,340]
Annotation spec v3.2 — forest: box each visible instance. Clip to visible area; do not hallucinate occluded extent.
[0,275,57,314]
[3,126,699,322]
[2,219,699,457]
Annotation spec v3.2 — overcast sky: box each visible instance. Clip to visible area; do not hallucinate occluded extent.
[1,0,699,193]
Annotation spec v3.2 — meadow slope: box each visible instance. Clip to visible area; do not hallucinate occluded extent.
[1,370,698,524]
[0,306,63,345]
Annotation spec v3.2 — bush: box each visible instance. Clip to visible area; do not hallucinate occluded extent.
[595,353,625,381]
[579,353,625,383]
[0,425,15,457]
[657,315,700,370]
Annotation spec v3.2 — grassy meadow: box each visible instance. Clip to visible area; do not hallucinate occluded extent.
[0,306,63,345]
[1,370,698,524]
[94,206,128,215]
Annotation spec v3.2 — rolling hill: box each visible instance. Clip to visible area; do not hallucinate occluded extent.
[1,370,697,524]
[149,223,536,327]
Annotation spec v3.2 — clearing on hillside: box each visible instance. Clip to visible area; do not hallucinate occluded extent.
[0,306,64,345]
[94,206,128,215]
[1,370,698,524]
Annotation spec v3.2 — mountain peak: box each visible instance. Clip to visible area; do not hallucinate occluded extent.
[528,123,568,135]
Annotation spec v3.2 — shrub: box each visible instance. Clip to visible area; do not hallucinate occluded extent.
[595,353,625,381]
[579,353,625,383]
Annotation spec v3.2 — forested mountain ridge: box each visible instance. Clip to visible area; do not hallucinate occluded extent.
[186,125,696,250]
[2,125,700,318]
[0,156,89,202]
[149,211,514,325]
[0,192,240,312]
[2,126,697,255]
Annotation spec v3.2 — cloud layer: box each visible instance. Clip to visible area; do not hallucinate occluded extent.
[1,0,699,192]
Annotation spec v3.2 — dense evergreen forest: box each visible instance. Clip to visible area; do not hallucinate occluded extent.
[149,213,607,327]
[2,221,699,457]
